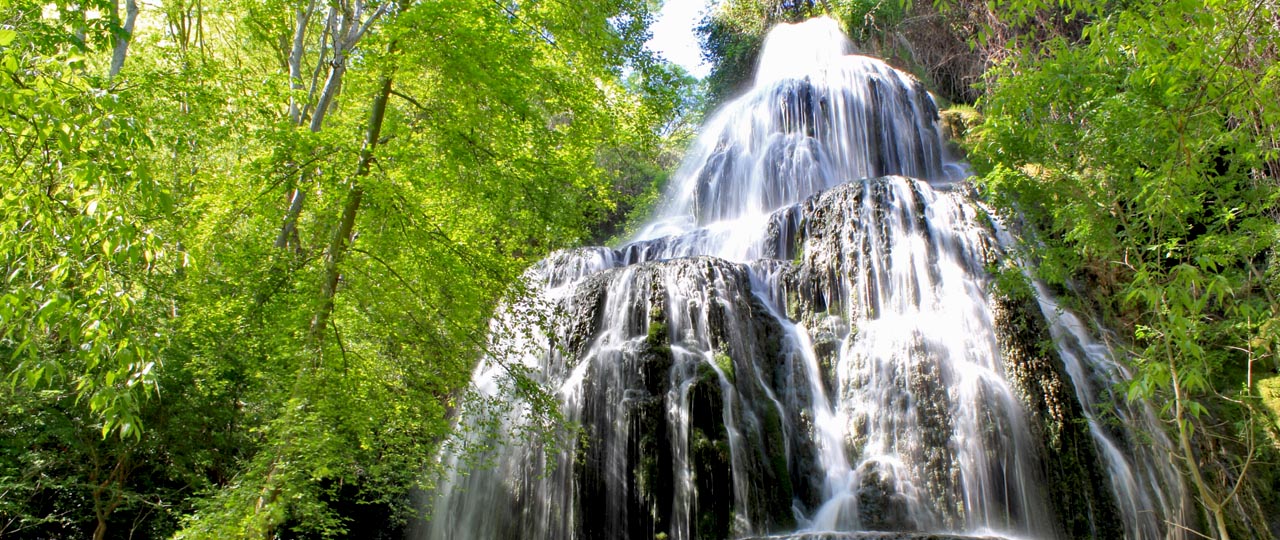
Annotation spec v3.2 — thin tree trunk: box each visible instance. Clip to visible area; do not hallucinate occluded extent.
[273,49,343,250]
[108,0,139,78]
[275,9,346,251]
[288,1,315,125]
[195,0,205,56]
[273,0,387,252]
[274,187,309,250]
[309,75,392,339]
[275,1,323,251]
[1170,346,1231,540]
[303,8,335,121]
[309,48,347,133]
[89,449,130,540]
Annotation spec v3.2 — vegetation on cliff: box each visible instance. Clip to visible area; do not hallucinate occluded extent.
[972,1,1280,537]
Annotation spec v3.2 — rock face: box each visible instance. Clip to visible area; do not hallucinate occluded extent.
[419,17,1186,540]
[991,290,1124,540]
[566,257,801,539]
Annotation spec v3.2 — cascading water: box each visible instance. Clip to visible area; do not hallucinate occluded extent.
[418,17,1188,540]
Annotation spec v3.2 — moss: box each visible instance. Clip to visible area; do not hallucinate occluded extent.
[1259,373,1280,447]
[647,320,667,344]
[639,324,674,396]
[758,401,796,529]
[647,320,671,356]
[633,398,666,500]
[760,403,785,468]
[695,360,718,385]
[689,426,732,540]
[576,423,592,462]
[713,350,735,384]
[786,289,801,320]
[686,361,732,540]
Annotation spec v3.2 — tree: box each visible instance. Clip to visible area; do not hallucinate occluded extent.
[0,3,198,535]
[2,0,683,536]
[972,0,1280,537]
[275,0,390,251]
[171,0,682,534]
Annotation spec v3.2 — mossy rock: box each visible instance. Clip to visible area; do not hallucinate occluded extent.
[938,106,981,144]
[713,350,735,384]
[992,291,1124,539]
[689,424,733,540]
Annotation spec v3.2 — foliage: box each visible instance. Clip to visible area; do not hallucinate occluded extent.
[0,0,171,441]
[972,0,1280,536]
[0,0,686,537]
[830,0,907,47]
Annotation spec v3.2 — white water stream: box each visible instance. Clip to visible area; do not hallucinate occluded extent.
[418,17,1187,540]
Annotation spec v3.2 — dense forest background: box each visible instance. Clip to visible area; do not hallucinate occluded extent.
[1,0,1277,538]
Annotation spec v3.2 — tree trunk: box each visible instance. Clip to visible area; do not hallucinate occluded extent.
[272,49,346,250]
[275,3,328,250]
[274,183,310,250]
[308,48,347,133]
[108,0,139,78]
[89,449,130,540]
[275,18,346,251]
[287,1,315,125]
[1170,351,1231,540]
[309,75,393,339]
[273,0,388,252]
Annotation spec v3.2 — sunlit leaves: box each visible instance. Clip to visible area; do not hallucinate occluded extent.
[0,13,179,439]
[2,0,679,535]
[974,2,1280,527]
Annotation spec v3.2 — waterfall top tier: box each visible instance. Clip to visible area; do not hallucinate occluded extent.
[755,17,854,85]
[638,18,959,242]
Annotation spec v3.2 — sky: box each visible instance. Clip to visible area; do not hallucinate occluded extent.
[644,0,715,78]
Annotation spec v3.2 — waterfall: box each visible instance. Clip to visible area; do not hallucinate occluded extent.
[418,17,1187,540]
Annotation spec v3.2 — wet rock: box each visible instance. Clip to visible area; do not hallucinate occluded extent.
[552,256,809,538]
[992,290,1124,540]
[853,462,917,531]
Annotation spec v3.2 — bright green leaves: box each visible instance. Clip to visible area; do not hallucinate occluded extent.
[830,0,907,46]
[159,0,678,536]
[379,0,676,258]
[0,12,176,441]
[974,2,1280,533]
[2,0,678,535]
[975,0,1279,300]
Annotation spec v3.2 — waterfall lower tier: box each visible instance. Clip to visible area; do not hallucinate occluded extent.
[419,179,1180,540]
[418,16,1186,540]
